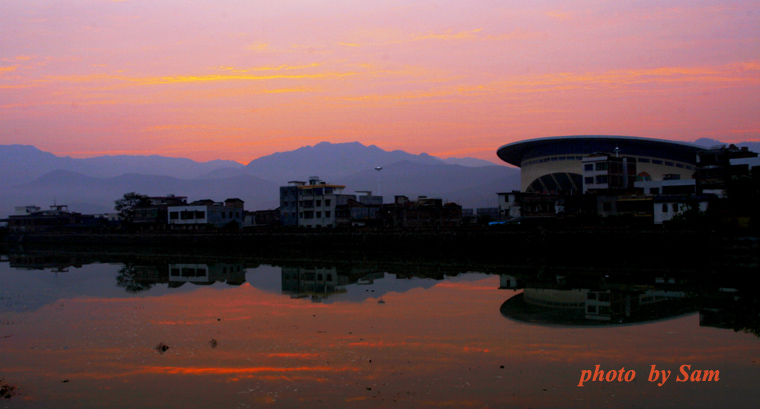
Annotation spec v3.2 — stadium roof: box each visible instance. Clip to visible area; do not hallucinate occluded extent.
[497,135,705,167]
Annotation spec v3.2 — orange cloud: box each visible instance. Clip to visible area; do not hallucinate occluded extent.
[142,365,356,375]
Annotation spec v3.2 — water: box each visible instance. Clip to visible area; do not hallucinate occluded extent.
[1,248,758,408]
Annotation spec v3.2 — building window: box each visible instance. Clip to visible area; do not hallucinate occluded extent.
[195,211,205,219]
[603,202,612,212]
[672,203,678,213]
[595,162,608,171]
[170,212,178,220]
[665,161,674,166]
[316,200,321,206]
[662,204,668,213]
[325,211,331,218]
[639,158,650,163]
[652,159,663,165]
[595,175,608,184]
[584,164,593,171]
[316,211,321,218]
[325,199,331,206]
[585,177,594,185]
[650,188,660,194]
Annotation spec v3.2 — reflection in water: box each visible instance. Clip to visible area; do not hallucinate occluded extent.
[1,246,759,408]
[499,270,760,336]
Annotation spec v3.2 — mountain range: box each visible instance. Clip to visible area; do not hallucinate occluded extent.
[0,142,515,217]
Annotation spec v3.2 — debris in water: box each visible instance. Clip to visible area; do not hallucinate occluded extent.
[0,379,19,399]
[154,342,170,354]
[209,339,218,348]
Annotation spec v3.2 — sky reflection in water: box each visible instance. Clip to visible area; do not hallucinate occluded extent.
[1,259,759,408]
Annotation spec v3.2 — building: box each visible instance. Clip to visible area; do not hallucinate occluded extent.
[497,135,704,193]
[653,195,710,225]
[6,205,97,233]
[348,191,384,226]
[244,208,280,228]
[695,144,758,195]
[581,152,637,193]
[168,198,244,229]
[279,177,356,228]
[133,195,188,228]
[379,196,463,228]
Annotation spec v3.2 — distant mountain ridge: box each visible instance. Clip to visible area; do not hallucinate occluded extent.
[693,138,760,153]
[0,144,244,187]
[197,141,451,183]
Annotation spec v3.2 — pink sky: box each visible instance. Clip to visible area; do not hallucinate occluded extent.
[1,0,759,164]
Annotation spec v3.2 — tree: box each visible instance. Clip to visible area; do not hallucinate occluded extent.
[115,263,154,293]
[114,192,150,223]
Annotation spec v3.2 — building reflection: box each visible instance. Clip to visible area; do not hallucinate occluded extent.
[281,266,348,302]
[281,266,391,302]
[9,254,84,272]
[499,269,759,333]
[116,262,246,292]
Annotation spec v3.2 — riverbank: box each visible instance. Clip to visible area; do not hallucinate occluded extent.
[3,228,757,268]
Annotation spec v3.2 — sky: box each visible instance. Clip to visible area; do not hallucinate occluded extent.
[1,0,759,164]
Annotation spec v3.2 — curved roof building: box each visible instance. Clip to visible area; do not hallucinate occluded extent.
[496,135,705,193]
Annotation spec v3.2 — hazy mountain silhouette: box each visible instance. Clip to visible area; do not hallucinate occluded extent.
[0,144,243,187]
[693,138,760,153]
[195,141,447,183]
[441,157,499,167]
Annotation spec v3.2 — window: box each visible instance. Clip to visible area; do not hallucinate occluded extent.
[584,164,593,171]
[326,274,332,281]
[317,274,323,280]
[672,203,678,213]
[316,200,321,206]
[665,161,674,166]
[652,159,663,165]
[585,177,594,185]
[325,199,331,206]
[596,162,608,171]
[316,211,321,218]
[195,211,205,219]
[325,211,331,218]
[662,204,668,213]
[170,212,178,220]
[639,158,650,163]
[650,188,660,194]
[595,175,608,184]
[587,306,597,313]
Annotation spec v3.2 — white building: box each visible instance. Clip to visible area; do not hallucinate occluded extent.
[168,198,244,229]
[653,196,709,225]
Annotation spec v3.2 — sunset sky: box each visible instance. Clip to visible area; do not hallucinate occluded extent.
[1,0,759,164]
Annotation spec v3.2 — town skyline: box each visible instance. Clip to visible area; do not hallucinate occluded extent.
[2,1,759,164]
